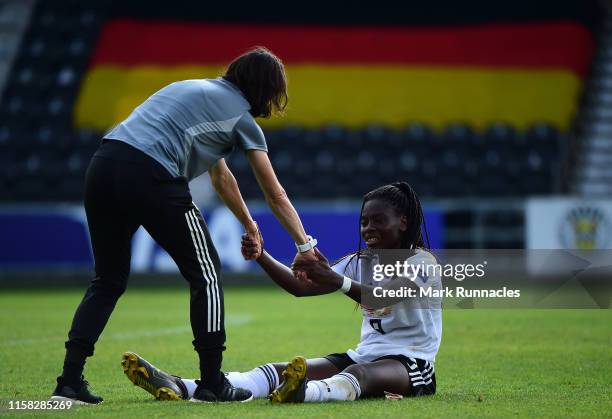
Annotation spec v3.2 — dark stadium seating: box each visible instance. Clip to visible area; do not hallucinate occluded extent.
[0,118,563,201]
[231,122,562,200]
[0,0,571,202]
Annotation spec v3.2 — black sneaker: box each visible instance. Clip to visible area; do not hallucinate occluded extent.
[121,351,187,400]
[190,376,253,403]
[51,376,103,405]
[269,356,307,403]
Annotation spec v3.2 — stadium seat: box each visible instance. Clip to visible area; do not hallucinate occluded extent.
[401,122,434,142]
[442,122,475,142]
[0,120,566,201]
[485,122,517,142]
[0,0,566,202]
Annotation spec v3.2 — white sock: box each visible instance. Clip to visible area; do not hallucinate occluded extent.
[181,364,279,399]
[181,378,198,398]
[304,380,325,402]
[226,364,279,398]
[304,372,361,402]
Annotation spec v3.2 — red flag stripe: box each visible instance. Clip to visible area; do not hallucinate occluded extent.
[90,19,593,75]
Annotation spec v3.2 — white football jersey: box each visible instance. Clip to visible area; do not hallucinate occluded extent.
[332,248,442,363]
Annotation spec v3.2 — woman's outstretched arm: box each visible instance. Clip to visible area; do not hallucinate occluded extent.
[242,235,336,297]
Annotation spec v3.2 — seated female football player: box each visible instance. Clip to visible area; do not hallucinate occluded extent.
[121,182,442,403]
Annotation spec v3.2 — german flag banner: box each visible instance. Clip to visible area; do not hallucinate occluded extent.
[75,19,593,131]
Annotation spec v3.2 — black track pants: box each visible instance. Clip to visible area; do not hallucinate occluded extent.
[62,140,224,385]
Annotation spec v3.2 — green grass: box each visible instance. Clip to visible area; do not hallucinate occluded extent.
[0,286,610,418]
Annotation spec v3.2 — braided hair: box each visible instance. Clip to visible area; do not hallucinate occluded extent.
[360,181,429,250]
[338,181,430,273]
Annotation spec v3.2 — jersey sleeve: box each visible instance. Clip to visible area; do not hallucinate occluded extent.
[331,255,357,280]
[234,113,268,152]
[331,262,346,277]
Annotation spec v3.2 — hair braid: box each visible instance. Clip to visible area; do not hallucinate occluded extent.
[340,181,429,277]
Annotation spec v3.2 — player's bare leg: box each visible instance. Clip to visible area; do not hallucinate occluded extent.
[271,357,340,380]
[341,359,411,398]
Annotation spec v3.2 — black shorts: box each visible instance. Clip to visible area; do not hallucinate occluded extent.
[324,352,436,397]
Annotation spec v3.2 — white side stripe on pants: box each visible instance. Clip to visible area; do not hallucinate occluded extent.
[189,208,220,332]
[190,208,221,331]
[189,209,217,331]
[185,210,213,332]
[185,209,220,332]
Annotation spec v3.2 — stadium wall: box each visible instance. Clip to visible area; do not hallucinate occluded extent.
[3,198,611,282]
[0,203,442,276]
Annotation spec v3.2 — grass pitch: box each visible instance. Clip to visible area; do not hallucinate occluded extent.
[0,286,610,418]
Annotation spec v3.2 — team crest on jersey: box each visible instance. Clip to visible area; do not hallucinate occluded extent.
[363,306,392,317]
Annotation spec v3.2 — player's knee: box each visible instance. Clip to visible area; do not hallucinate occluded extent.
[90,274,128,297]
[180,267,216,288]
[271,363,286,377]
[343,364,367,382]
[101,281,127,298]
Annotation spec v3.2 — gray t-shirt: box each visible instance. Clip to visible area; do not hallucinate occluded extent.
[104,77,267,180]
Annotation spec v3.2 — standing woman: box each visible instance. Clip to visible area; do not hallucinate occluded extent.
[51,47,319,404]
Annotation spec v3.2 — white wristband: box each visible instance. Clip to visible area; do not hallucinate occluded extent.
[339,276,352,293]
[296,235,318,253]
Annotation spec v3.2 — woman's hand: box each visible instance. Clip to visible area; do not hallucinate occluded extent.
[241,224,263,260]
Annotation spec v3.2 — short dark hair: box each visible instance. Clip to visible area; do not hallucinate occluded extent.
[222,47,288,118]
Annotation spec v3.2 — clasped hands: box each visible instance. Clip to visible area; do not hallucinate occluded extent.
[240,229,340,290]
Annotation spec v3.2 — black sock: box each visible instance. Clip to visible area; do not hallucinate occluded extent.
[197,346,225,389]
[59,346,89,387]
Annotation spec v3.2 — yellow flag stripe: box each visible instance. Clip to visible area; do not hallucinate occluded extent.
[74,65,581,131]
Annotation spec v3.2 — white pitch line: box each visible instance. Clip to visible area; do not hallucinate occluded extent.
[0,313,252,347]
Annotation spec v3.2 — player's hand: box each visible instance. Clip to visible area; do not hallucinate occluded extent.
[241,223,263,260]
[293,247,330,268]
[291,248,319,281]
[293,248,318,264]
[292,248,330,271]
[313,248,329,264]
[292,248,341,288]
